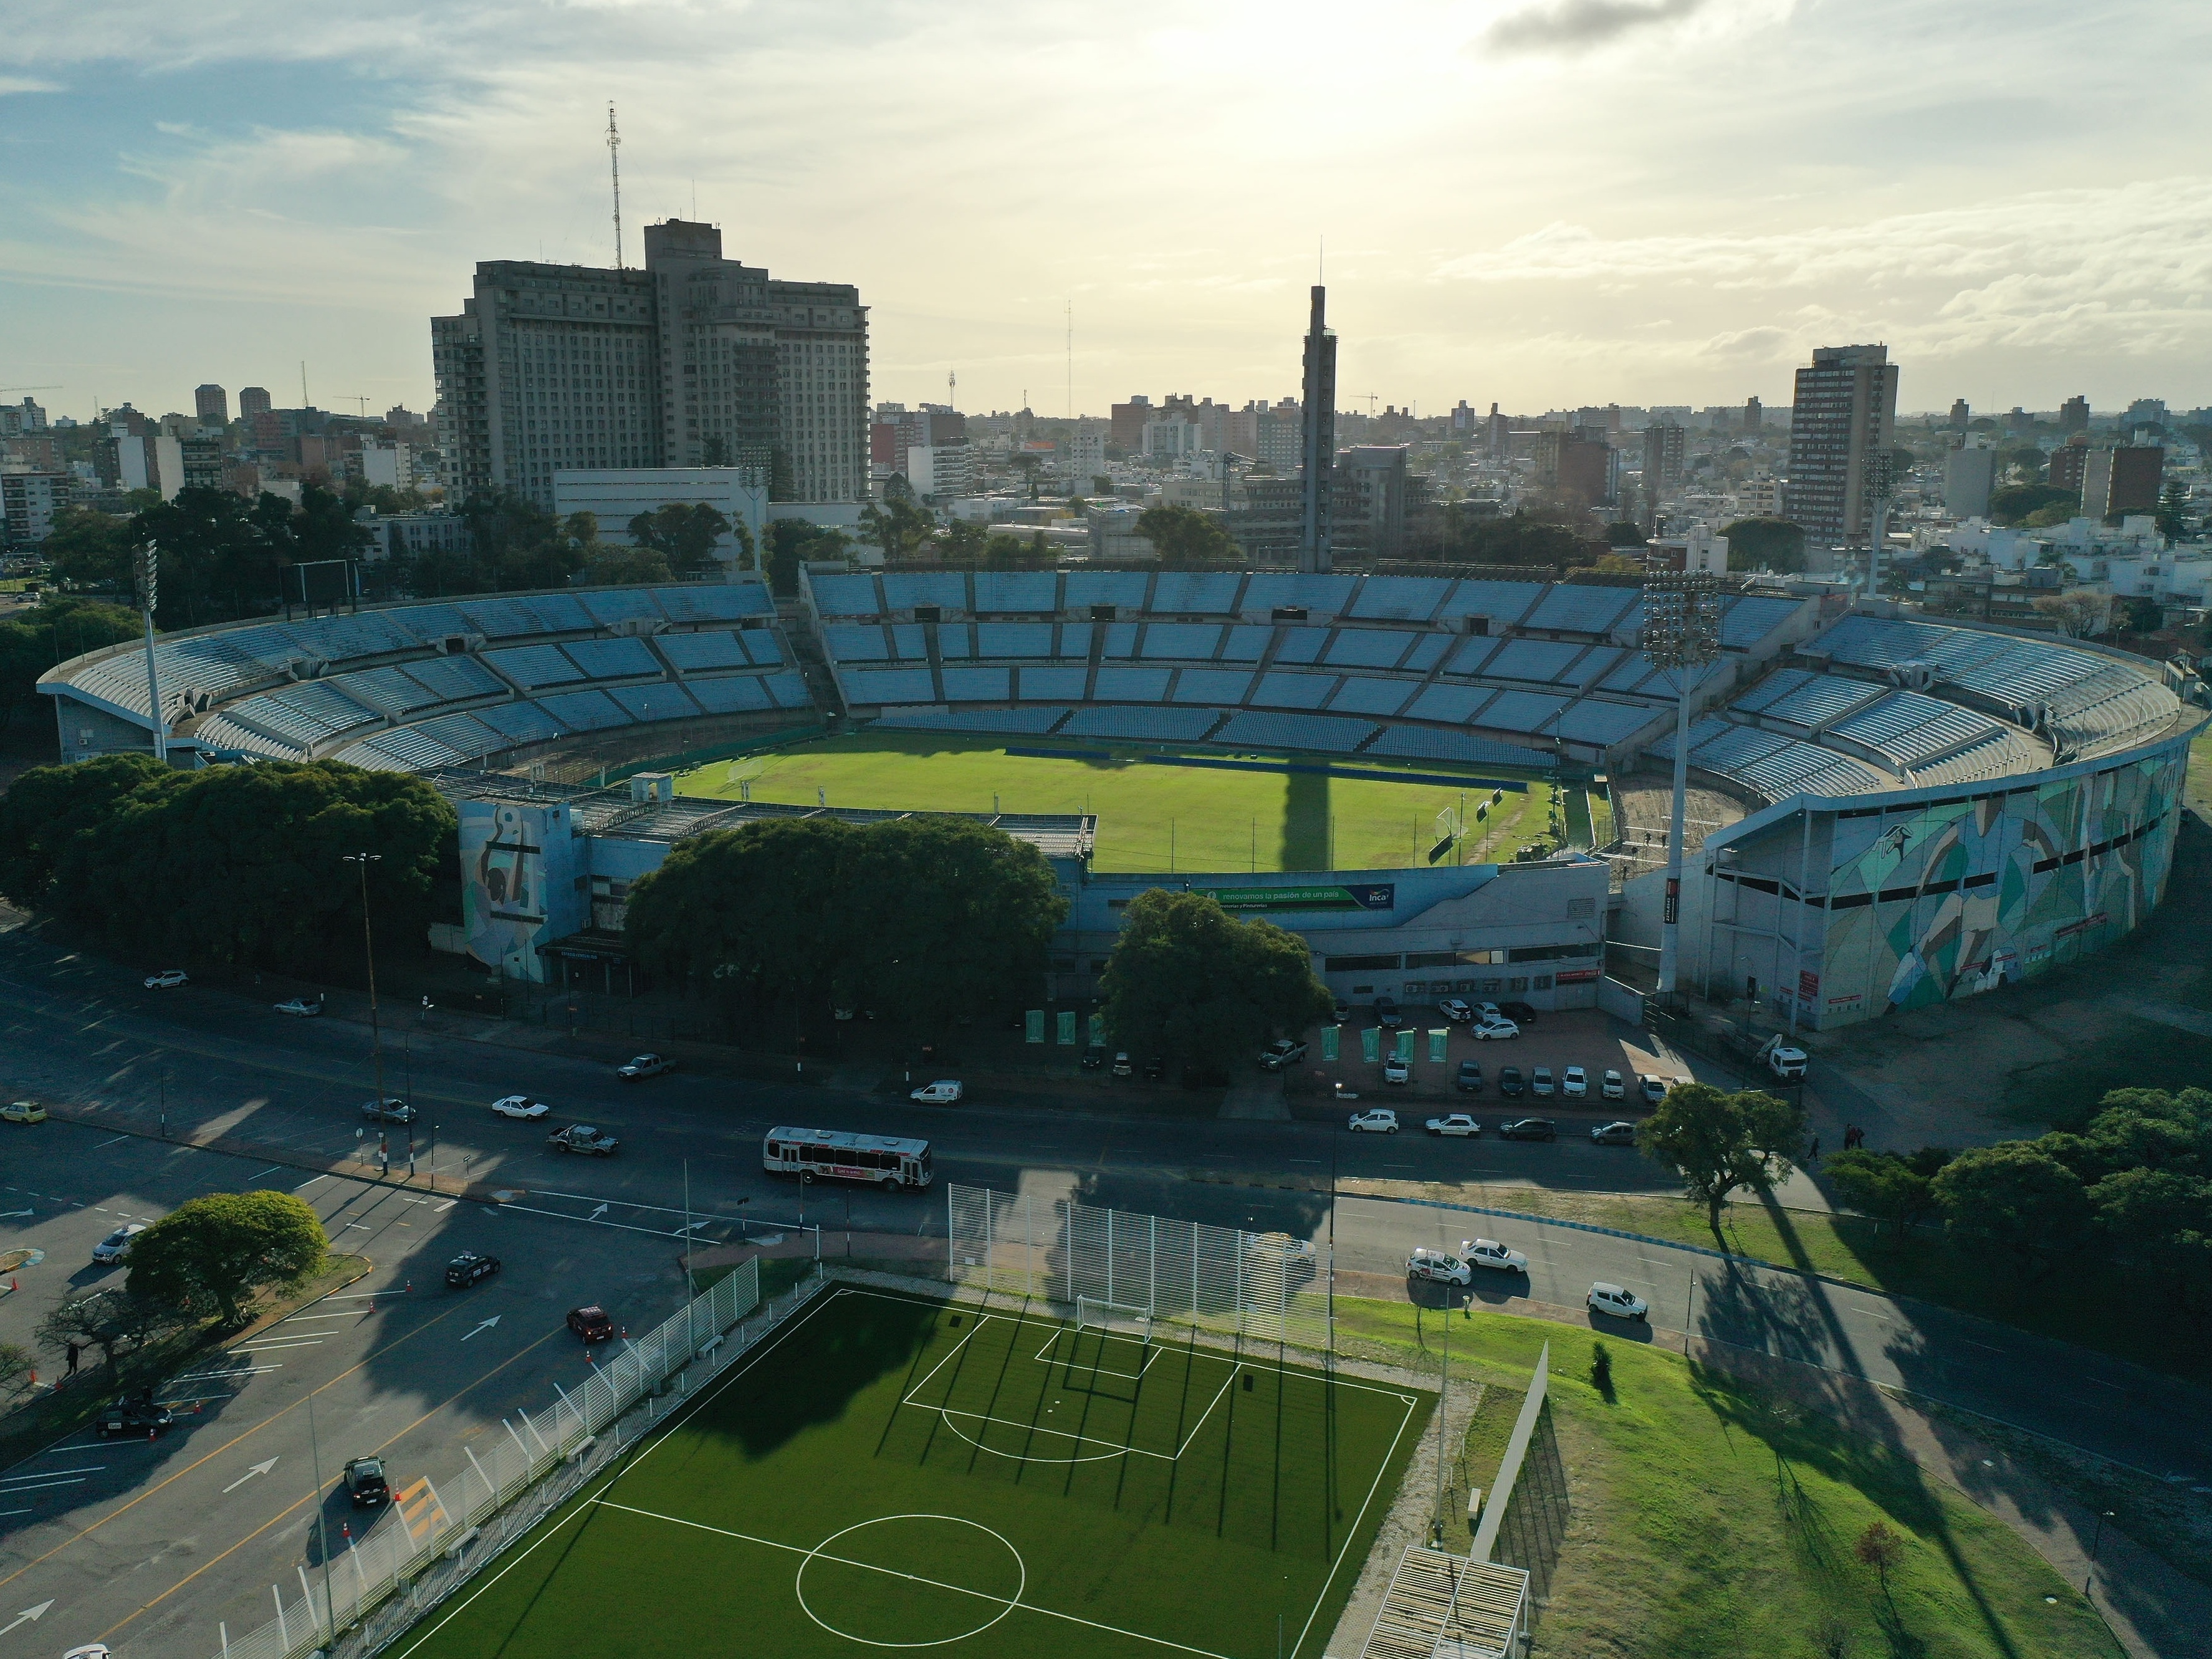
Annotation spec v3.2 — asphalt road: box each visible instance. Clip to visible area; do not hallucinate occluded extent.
[2,921,2209,1657]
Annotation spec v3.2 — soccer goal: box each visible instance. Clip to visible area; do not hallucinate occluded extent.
[1075,1297,1156,1347]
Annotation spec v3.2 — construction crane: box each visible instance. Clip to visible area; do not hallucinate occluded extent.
[0,385,59,394]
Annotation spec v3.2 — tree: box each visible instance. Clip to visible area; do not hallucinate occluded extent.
[1635,1081,1806,1232]
[2116,595,2165,635]
[0,752,170,909]
[0,1341,30,1397]
[2031,590,2107,638]
[765,520,851,596]
[127,1190,327,1327]
[2089,1166,2212,1309]
[41,506,136,592]
[2156,478,2192,539]
[1721,517,1806,573]
[1098,889,1333,1075]
[1932,1143,2092,1277]
[1988,483,2077,525]
[1602,521,1647,547]
[857,497,936,562]
[583,543,675,586]
[628,818,856,1011]
[42,761,454,973]
[1824,1147,1951,1240]
[1854,1520,1903,1602]
[128,485,282,626]
[628,503,747,576]
[1136,504,1240,567]
[457,490,587,591]
[36,1286,177,1368]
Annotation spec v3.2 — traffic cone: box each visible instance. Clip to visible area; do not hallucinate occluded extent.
[147,1425,155,1441]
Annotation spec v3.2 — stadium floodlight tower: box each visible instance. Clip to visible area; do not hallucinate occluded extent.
[1640,570,1722,1000]
[133,542,168,764]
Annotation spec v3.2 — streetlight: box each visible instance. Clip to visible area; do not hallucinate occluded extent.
[2087,1509,2115,1594]
[1639,571,1720,1000]
[343,853,389,1154]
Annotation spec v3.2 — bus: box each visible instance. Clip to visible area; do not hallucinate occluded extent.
[763,1127,933,1191]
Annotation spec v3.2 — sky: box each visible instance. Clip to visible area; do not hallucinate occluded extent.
[5,0,2211,426]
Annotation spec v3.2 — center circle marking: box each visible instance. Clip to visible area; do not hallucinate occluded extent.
[795,1514,1027,1648]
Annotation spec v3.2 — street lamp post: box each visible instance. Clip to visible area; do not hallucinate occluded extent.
[1639,571,1721,1000]
[2087,1508,2114,1594]
[343,853,389,1148]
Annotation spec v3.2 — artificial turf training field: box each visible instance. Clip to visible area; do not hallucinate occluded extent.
[391,1288,1427,1659]
[676,732,1555,872]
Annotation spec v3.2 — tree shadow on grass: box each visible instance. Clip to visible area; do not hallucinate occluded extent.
[705,1290,942,1460]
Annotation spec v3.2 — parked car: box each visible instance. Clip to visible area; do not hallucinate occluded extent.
[1587,1282,1649,1321]
[1640,1074,1673,1106]
[491,1095,550,1120]
[343,1456,390,1507]
[616,1053,674,1081]
[1462,1238,1529,1273]
[1437,998,1474,1025]
[95,1397,175,1438]
[1407,1247,1471,1287]
[566,1305,615,1343]
[1531,1066,1554,1097]
[1382,1054,1411,1084]
[1472,1002,1502,1022]
[273,994,323,1017]
[1,1100,47,1124]
[1562,1065,1588,1099]
[1500,1002,1539,1025]
[1472,1018,1520,1041]
[1143,1057,1167,1083]
[1601,1069,1625,1101]
[1374,997,1404,1030]
[1497,1117,1558,1142]
[1257,1039,1308,1072]
[1498,1066,1527,1098]
[92,1223,147,1264]
[1348,1107,1400,1134]
[444,1250,501,1288]
[1080,1044,1109,1071]
[1590,1121,1639,1145]
[1111,1051,1134,1078]
[361,1097,416,1124]
[546,1123,620,1155]
[909,1080,964,1104]
[1331,1000,1353,1023]
[1424,1112,1481,1137]
[143,970,188,990]
[1453,1061,1484,1094]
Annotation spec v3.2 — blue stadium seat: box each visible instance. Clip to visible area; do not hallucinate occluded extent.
[1149,571,1243,613]
[1061,706,1225,741]
[977,622,1056,658]
[1522,585,1639,634]
[1323,630,1415,669]
[1171,668,1256,704]
[879,707,1068,735]
[1366,727,1555,768]
[1092,666,1174,701]
[1140,622,1222,659]
[1349,576,1455,622]
[971,572,1059,613]
[562,637,661,680]
[1239,574,1357,618]
[1213,710,1377,753]
[1252,671,1337,710]
[661,632,750,673]
[941,666,1012,701]
[810,574,884,616]
[1018,666,1091,700]
[841,667,938,705]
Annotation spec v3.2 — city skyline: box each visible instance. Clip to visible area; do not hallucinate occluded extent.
[4,0,2210,421]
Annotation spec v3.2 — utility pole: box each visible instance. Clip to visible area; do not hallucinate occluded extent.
[607,103,625,269]
[344,854,388,1119]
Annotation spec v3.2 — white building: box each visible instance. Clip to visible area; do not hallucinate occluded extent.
[1739,474,1785,518]
[1943,439,1996,518]
[1060,422,1106,492]
[1142,416,1201,460]
[1,471,66,547]
[904,444,977,501]
[1649,522,1730,574]
[553,467,768,568]
[360,442,416,492]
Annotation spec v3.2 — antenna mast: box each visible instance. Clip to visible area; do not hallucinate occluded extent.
[606,102,625,269]
[1066,301,1073,420]
[947,368,956,408]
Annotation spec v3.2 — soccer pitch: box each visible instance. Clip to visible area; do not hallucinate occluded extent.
[390,1288,1427,1659]
[675,732,1554,872]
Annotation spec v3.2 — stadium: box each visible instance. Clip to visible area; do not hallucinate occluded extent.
[36,565,2205,1029]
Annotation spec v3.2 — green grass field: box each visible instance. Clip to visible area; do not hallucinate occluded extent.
[392,1288,1425,1659]
[675,732,1556,873]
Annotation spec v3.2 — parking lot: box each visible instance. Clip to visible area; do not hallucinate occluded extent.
[1292,1005,1690,1117]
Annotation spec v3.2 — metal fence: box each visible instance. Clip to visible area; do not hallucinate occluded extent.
[946,1184,1331,1353]
[206,1256,823,1659]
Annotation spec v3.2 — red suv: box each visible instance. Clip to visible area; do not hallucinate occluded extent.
[566,1305,615,1343]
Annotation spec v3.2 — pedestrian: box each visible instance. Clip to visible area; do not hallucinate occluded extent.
[65,1342,80,1376]
[1808,1134,1821,1160]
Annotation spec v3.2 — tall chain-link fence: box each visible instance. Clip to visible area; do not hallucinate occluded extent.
[946,1184,1331,1352]
[206,1256,826,1659]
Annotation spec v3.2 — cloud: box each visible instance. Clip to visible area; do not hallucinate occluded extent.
[1482,0,1707,54]
[0,74,64,94]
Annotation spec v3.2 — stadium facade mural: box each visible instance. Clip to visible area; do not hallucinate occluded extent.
[457,798,587,981]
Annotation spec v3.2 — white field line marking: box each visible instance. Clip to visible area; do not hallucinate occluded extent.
[595,1499,1236,1659]
[898,1313,992,1407]
[1288,1384,1420,1659]
[1028,1324,1165,1382]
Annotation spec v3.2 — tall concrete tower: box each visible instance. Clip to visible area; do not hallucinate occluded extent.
[1298,285,1337,573]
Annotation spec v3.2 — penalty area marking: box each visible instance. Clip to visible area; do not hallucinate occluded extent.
[1030,1323,1167,1382]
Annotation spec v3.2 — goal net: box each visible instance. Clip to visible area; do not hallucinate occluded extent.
[1075,1297,1155,1347]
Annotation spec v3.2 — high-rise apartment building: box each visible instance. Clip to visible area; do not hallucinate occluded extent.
[2059,395,2089,433]
[1943,439,1996,519]
[2080,446,2163,518]
[194,385,229,426]
[239,386,273,419]
[1948,398,1970,431]
[1785,343,1900,553]
[1642,421,1685,499]
[1298,286,1337,573]
[430,220,868,512]
[1743,396,1762,433]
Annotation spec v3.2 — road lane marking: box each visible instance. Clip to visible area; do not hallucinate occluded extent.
[246,1166,283,1180]
[2,1466,103,1480]
[0,1477,87,1494]
[92,1135,133,1149]
[292,1175,328,1191]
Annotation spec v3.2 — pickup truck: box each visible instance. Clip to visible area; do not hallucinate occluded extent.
[547,1124,620,1156]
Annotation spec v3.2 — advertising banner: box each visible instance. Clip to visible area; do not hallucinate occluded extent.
[1394,1029,1414,1062]
[1361,1026,1380,1063]
[1056,1010,1078,1046]
[1322,1025,1340,1061]
[1195,883,1395,912]
[1025,1010,1045,1045]
[1428,1028,1448,1063]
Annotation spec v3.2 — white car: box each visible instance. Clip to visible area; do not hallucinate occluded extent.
[1382,1055,1410,1084]
[1470,1019,1520,1041]
[491,1095,550,1120]
[143,970,188,990]
[1437,998,1474,1024]
[1424,1113,1481,1137]
[910,1079,964,1104]
[1561,1065,1587,1099]
[274,995,323,1017]
[1348,1107,1399,1134]
[1460,1237,1529,1273]
[1601,1069,1625,1100]
[1407,1247,1471,1287]
[92,1223,147,1264]
[1640,1074,1673,1105]
[1531,1066,1555,1097]
[1588,1281,1649,1321]
[616,1053,674,1081]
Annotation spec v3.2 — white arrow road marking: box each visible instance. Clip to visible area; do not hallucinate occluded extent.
[587,1203,610,1221]
[0,1208,32,1219]
[223,1458,280,1494]
[460,1315,502,1342]
[0,1602,54,1637]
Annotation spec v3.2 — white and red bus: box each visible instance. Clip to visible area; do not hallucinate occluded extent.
[763,1127,933,1191]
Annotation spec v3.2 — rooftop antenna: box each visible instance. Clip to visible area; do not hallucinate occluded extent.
[300,361,309,407]
[1066,300,1073,420]
[607,102,625,269]
[948,367,957,409]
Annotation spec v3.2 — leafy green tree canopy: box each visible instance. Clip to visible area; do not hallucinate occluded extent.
[1823,1146,1952,1239]
[1098,889,1333,1074]
[0,752,169,908]
[764,519,851,596]
[628,502,749,575]
[1721,518,1806,573]
[1932,1143,2092,1277]
[1136,504,1240,567]
[128,1190,327,1326]
[1635,1081,1806,1231]
[41,506,136,591]
[1988,483,2078,525]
